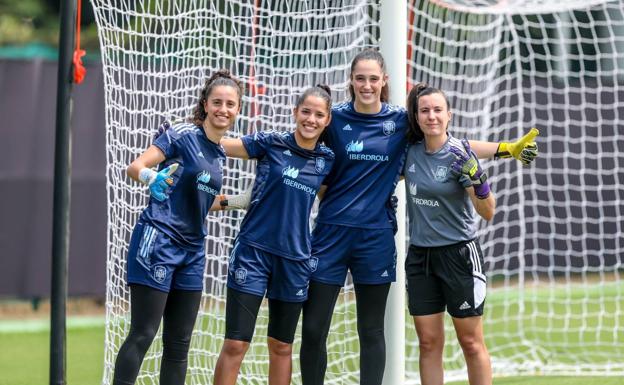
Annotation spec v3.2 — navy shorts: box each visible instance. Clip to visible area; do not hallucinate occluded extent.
[227,241,311,302]
[406,239,486,318]
[310,223,396,285]
[126,221,205,292]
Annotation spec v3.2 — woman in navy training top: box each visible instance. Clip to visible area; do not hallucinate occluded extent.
[213,85,335,385]
[113,70,243,385]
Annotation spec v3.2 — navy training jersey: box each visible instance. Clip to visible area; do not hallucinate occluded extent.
[237,131,335,260]
[404,134,477,247]
[140,122,225,250]
[316,102,408,228]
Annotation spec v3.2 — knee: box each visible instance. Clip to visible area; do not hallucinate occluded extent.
[126,326,159,352]
[162,335,191,362]
[418,333,444,356]
[268,337,292,358]
[357,320,384,343]
[220,339,249,359]
[302,319,326,345]
[457,334,485,357]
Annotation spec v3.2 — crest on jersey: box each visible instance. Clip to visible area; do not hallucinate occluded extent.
[434,166,448,182]
[235,268,247,284]
[382,121,396,136]
[153,265,167,283]
[315,157,325,174]
[309,257,319,272]
[409,182,418,196]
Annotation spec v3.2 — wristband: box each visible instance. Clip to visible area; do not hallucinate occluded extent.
[138,168,157,185]
[218,194,229,209]
[474,182,491,199]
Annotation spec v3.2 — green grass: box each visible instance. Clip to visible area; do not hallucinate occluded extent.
[0,321,104,385]
[449,376,624,385]
[1,280,622,384]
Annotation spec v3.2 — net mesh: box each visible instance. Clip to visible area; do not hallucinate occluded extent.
[91,0,379,384]
[91,0,624,383]
[407,0,624,381]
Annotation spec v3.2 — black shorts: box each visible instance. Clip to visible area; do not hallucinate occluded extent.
[406,240,486,318]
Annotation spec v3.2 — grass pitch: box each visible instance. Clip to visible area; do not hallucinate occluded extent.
[1,280,622,384]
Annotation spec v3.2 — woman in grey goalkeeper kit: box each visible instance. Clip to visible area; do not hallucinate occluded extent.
[404,83,495,385]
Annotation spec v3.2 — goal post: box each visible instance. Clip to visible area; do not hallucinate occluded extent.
[379,0,407,384]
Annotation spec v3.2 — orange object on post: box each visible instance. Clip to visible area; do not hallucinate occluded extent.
[73,0,86,84]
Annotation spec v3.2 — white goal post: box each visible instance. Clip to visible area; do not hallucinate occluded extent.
[90,0,624,384]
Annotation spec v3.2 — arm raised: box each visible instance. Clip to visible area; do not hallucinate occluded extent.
[469,128,539,165]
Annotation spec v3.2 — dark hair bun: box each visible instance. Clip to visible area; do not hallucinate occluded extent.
[414,82,429,95]
[315,84,331,97]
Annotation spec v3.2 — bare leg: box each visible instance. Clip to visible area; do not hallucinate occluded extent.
[413,313,445,385]
[267,336,293,385]
[452,316,492,385]
[213,339,250,385]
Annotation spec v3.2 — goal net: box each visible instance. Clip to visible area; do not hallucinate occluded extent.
[407,0,624,381]
[90,0,624,383]
[91,1,380,384]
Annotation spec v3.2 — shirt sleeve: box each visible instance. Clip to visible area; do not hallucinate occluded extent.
[153,125,181,158]
[241,131,273,159]
[320,150,335,185]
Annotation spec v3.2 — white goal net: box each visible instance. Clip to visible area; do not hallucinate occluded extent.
[91,0,623,383]
[407,0,624,381]
[91,0,379,384]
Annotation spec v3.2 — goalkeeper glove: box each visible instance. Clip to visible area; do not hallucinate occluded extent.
[495,127,539,165]
[449,139,491,199]
[139,163,179,201]
[216,183,253,210]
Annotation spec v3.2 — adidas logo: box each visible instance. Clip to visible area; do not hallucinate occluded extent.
[342,124,352,131]
[283,149,292,156]
[198,151,205,158]
[296,289,305,296]
[459,301,471,310]
[381,270,389,277]
[408,163,416,173]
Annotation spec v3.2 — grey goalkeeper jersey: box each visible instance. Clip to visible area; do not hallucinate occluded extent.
[404,134,476,247]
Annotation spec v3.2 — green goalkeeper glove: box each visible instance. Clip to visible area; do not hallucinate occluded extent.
[496,127,539,165]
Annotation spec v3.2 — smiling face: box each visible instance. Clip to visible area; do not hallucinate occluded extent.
[293,94,331,149]
[350,59,387,113]
[417,92,451,139]
[203,85,241,136]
